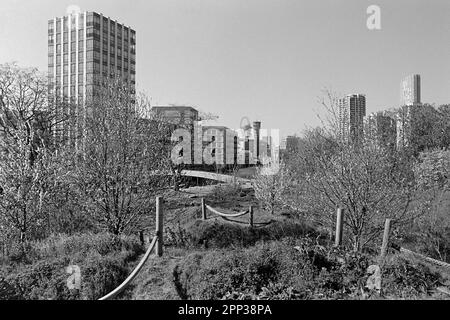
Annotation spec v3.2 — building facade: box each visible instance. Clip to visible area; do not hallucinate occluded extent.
[400,74,421,107]
[338,94,366,143]
[397,74,422,148]
[48,11,136,144]
[363,111,397,149]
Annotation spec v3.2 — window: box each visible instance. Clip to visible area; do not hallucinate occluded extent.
[63,75,68,85]
[71,75,76,84]
[78,75,83,83]
[56,65,61,74]
[63,54,68,63]
[56,20,61,30]
[71,31,76,39]
[56,33,61,42]
[78,14,84,27]
[63,43,68,52]
[86,27,94,38]
[63,64,68,73]
[71,63,76,73]
[78,41,84,51]
[48,45,54,54]
[78,30,84,40]
[71,42,76,52]
[48,21,54,31]
[63,17,68,31]
[63,86,68,96]
[78,63,84,72]
[48,56,54,65]
[86,39,94,50]
[86,14,94,26]
[48,34,54,44]
[63,32,68,42]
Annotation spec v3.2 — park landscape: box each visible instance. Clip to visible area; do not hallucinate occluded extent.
[0,62,449,300]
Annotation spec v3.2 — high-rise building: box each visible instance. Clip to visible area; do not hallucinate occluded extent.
[400,74,421,107]
[397,74,422,148]
[48,11,136,108]
[338,94,366,142]
[363,111,396,149]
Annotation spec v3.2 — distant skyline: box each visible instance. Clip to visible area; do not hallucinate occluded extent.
[0,0,449,137]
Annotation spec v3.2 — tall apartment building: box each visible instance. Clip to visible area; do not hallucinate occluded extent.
[363,111,397,149]
[48,11,136,143]
[400,74,421,107]
[397,74,422,148]
[338,94,366,142]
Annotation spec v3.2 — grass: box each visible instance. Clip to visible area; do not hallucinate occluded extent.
[172,238,446,300]
[0,233,144,300]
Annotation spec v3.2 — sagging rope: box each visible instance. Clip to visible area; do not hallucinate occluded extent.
[205,204,249,218]
[99,236,158,300]
[391,244,450,269]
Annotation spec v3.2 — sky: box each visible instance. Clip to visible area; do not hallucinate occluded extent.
[0,0,449,138]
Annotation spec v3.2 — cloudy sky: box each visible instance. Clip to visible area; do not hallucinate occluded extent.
[0,0,449,137]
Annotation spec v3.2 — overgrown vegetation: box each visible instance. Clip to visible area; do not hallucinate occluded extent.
[173,238,443,300]
[0,233,143,300]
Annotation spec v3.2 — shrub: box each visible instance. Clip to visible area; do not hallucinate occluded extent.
[173,238,443,300]
[0,233,144,300]
[169,219,318,249]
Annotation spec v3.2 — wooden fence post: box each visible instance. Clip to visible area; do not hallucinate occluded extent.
[334,208,344,247]
[380,219,392,261]
[249,206,254,228]
[201,198,207,220]
[139,231,145,246]
[156,197,164,257]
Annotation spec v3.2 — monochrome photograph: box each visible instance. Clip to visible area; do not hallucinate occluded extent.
[0,0,449,310]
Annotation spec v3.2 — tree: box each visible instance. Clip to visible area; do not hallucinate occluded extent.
[412,149,450,262]
[71,77,172,235]
[253,162,288,215]
[0,62,67,241]
[0,124,57,242]
[283,91,416,251]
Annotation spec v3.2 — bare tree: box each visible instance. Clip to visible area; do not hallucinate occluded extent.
[283,90,416,251]
[0,63,67,241]
[71,77,172,235]
[253,162,288,215]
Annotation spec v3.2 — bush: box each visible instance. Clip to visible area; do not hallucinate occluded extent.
[167,219,318,249]
[173,238,443,300]
[0,233,144,300]
[211,184,243,203]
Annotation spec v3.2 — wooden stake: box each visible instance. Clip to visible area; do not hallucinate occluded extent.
[156,197,164,257]
[380,219,392,260]
[139,231,144,246]
[201,198,207,220]
[249,206,254,228]
[334,208,344,247]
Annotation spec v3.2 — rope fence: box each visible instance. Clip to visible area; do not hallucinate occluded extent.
[201,198,254,227]
[332,208,450,269]
[98,196,165,301]
[99,236,158,300]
